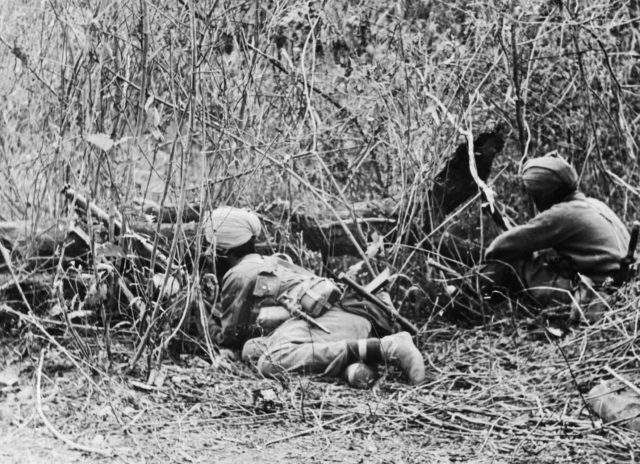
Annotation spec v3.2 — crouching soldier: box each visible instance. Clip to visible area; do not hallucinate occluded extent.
[202,206,425,387]
[483,155,629,313]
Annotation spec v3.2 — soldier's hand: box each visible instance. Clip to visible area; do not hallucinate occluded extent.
[218,348,238,362]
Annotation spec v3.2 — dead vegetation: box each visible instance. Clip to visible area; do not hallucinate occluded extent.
[0,0,639,462]
[2,305,640,463]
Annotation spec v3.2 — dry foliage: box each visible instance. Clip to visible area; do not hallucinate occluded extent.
[0,0,639,462]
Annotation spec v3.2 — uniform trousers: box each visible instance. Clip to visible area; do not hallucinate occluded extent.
[242,307,371,377]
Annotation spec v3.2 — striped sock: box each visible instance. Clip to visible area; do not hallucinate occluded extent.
[346,339,382,364]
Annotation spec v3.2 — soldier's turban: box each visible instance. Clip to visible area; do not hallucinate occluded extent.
[522,156,578,210]
[203,206,262,250]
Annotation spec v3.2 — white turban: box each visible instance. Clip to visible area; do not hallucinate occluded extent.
[203,206,262,250]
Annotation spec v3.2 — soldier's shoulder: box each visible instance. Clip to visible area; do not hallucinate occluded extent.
[224,254,265,279]
[548,198,589,214]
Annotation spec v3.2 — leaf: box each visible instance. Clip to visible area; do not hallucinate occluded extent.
[365,232,384,259]
[151,107,160,127]
[86,133,115,151]
[67,309,96,320]
[150,128,164,141]
[511,413,530,426]
[144,95,154,112]
[152,368,167,388]
[129,380,156,392]
[0,365,20,387]
[152,274,181,298]
[91,405,113,418]
[547,326,564,338]
[48,303,64,318]
[95,243,125,258]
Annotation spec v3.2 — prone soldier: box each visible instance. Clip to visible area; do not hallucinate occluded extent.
[202,206,425,387]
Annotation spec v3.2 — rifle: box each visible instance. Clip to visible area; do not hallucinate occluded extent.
[61,184,173,271]
[481,193,513,232]
[278,292,332,334]
[337,272,419,335]
[614,221,640,286]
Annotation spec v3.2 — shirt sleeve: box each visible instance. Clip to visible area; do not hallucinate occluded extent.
[485,207,575,262]
[215,269,257,349]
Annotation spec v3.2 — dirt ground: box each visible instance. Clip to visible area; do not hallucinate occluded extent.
[0,364,483,464]
[0,370,470,464]
[1,319,638,464]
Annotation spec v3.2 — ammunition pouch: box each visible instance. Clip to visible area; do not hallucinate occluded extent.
[252,258,342,318]
[290,277,342,317]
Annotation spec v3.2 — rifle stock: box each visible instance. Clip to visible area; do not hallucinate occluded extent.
[615,221,640,286]
[337,273,418,335]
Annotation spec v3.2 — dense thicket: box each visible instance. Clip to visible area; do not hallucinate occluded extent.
[0,0,638,267]
[2,4,640,460]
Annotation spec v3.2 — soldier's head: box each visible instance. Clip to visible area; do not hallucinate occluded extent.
[203,206,261,273]
[521,155,578,211]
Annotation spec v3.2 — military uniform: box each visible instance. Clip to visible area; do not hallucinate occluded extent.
[205,206,425,385]
[215,253,411,379]
[484,160,629,306]
[245,307,373,377]
[214,253,317,348]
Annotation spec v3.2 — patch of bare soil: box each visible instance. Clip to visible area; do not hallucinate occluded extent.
[1,313,638,464]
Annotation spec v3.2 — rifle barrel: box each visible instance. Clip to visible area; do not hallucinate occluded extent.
[615,221,640,286]
[627,222,640,260]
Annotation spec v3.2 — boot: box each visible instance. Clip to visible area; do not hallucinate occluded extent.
[342,362,378,389]
[380,332,425,385]
[241,336,270,363]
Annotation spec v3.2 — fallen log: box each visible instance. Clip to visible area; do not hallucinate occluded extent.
[134,199,201,224]
[62,185,175,272]
[134,128,504,260]
[0,271,94,317]
[14,129,500,269]
[286,127,504,258]
[0,221,90,272]
[0,218,201,274]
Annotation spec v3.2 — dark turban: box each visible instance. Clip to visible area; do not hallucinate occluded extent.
[521,156,578,210]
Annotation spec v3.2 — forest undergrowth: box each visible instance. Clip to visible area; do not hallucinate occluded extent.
[0,0,639,462]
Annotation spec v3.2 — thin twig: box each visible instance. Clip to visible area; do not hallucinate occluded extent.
[604,365,640,397]
[263,414,351,447]
[36,350,112,457]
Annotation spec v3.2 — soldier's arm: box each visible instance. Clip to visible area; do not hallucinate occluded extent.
[216,270,256,349]
[485,207,574,262]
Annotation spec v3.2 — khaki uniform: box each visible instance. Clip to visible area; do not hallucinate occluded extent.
[245,307,372,377]
[215,254,311,348]
[484,192,629,305]
[215,253,390,377]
